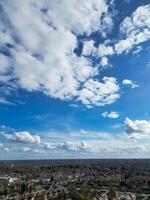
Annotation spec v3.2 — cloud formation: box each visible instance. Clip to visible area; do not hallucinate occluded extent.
[0,1,149,108]
[3,131,41,144]
[124,118,150,138]
[78,77,120,107]
[122,79,139,88]
[92,4,150,62]
[102,111,119,119]
[0,0,117,108]
[1,123,150,158]
[1,127,90,153]
[115,4,150,54]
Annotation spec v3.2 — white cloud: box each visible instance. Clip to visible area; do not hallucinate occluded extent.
[3,131,41,144]
[0,54,10,73]
[78,77,120,107]
[44,0,108,36]
[59,141,90,151]
[122,79,139,88]
[0,0,116,107]
[42,142,58,150]
[101,14,114,38]
[43,140,90,152]
[82,40,96,56]
[98,43,114,57]
[115,38,133,54]
[96,4,150,57]
[100,57,109,67]
[124,118,150,138]
[1,124,150,158]
[115,4,150,54]
[1,126,90,153]
[102,111,119,119]
[95,4,150,63]
[0,1,150,109]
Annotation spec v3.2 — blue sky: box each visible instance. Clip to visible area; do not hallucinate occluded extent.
[0,0,150,159]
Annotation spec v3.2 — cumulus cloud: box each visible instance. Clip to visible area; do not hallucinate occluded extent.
[115,4,150,54]
[122,79,139,88]
[98,43,114,57]
[59,141,90,151]
[82,40,96,56]
[96,4,150,58]
[124,118,150,138]
[42,142,58,150]
[1,124,150,157]
[78,77,120,107]
[44,0,108,35]
[3,131,41,144]
[100,57,109,67]
[102,111,119,119]
[1,126,90,153]
[0,0,118,108]
[43,140,90,152]
[0,1,149,109]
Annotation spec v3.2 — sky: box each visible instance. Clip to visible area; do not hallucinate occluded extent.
[0,0,150,159]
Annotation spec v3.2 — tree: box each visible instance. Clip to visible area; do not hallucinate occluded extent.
[20,182,28,194]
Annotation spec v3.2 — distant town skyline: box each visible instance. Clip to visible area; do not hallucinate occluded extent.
[0,0,150,159]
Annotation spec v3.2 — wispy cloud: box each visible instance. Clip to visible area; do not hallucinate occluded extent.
[0,97,15,106]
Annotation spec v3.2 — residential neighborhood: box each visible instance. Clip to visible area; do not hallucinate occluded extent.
[0,160,150,200]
